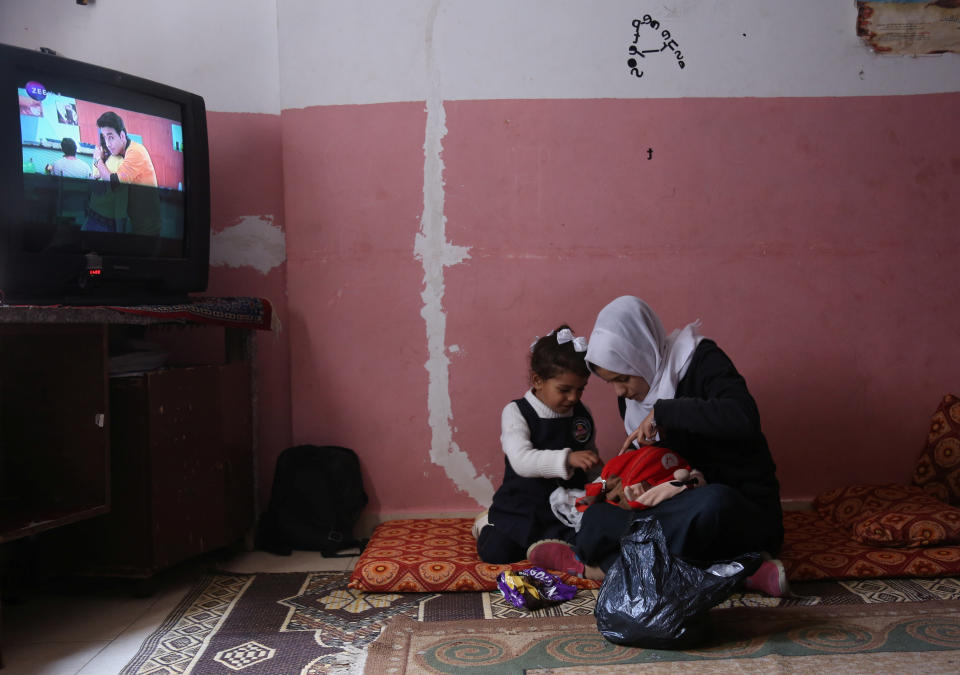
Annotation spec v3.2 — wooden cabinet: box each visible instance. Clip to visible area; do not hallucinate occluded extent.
[0,305,259,577]
[69,364,254,577]
[0,324,111,543]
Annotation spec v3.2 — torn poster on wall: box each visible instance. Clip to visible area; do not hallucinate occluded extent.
[857,0,960,54]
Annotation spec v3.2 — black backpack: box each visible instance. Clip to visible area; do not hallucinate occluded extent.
[256,445,369,557]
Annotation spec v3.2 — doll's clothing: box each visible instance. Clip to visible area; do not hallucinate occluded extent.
[576,446,693,511]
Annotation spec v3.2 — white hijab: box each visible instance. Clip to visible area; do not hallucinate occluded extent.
[586,296,703,440]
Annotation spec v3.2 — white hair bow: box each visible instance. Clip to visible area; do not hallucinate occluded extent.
[556,328,588,352]
[530,328,587,352]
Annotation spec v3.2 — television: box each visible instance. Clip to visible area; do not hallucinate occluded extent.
[0,43,210,305]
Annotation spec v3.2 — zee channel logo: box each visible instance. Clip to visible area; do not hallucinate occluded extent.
[25,81,47,101]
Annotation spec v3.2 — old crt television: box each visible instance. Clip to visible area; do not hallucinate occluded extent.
[0,43,209,305]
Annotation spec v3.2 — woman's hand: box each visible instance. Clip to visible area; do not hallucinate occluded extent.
[567,449,601,472]
[619,410,658,454]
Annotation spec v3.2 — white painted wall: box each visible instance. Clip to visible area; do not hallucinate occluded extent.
[279,0,960,108]
[3,1,958,112]
[0,0,281,113]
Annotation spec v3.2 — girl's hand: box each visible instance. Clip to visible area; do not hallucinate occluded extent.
[619,411,658,454]
[567,449,601,472]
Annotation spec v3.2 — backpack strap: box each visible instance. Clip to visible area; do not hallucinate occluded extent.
[321,532,369,558]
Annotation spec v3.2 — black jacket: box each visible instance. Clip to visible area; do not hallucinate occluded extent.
[620,339,782,520]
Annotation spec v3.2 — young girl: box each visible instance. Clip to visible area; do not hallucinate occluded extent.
[475,325,602,564]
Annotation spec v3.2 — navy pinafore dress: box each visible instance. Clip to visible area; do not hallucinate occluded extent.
[484,397,594,558]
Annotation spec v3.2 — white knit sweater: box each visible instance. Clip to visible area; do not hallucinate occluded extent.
[499,390,598,479]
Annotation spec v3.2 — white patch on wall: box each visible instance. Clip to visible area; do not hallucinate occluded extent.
[415,2,495,507]
[210,216,286,274]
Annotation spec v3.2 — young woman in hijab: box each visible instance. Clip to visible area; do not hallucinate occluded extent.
[531,296,786,595]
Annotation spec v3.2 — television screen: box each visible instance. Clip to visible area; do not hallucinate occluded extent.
[19,76,186,257]
[0,43,209,305]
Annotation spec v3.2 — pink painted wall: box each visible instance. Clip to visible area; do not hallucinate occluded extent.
[284,93,960,515]
[283,103,434,513]
[205,112,291,505]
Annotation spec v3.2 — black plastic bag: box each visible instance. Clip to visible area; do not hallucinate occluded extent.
[595,518,761,649]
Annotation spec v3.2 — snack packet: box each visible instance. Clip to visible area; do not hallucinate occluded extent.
[496,567,577,610]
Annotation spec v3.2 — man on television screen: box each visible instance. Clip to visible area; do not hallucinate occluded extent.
[91,111,158,187]
[88,110,162,237]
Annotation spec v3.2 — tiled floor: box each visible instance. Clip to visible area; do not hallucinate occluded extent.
[1,550,360,675]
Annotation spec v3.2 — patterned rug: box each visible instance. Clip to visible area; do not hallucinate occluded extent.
[120,572,960,674]
[365,602,960,674]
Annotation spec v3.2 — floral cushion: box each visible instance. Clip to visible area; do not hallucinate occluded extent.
[913,394,960,505]
[780,510,960,581]
[347,517,600,593]
[852,501,960,547]
[814,484,923,527]
[813,483,960,548]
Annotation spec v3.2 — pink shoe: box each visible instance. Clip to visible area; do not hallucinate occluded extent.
[744,559,790,597]
[526,539,584,577]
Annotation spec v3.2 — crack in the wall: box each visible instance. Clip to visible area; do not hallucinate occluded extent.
[414,1,494,506]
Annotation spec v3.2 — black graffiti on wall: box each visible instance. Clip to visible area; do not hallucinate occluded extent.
[628,15,686,78]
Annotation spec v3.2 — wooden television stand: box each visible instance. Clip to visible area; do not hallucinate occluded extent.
[0,298,270,577]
